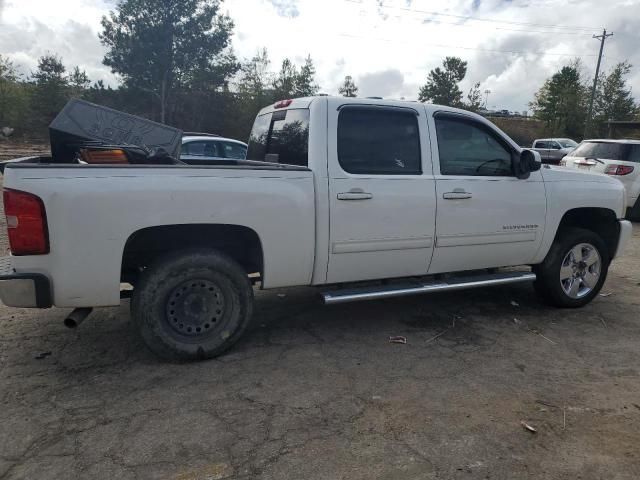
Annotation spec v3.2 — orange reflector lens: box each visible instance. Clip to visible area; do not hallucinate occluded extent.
[80,149,129,164]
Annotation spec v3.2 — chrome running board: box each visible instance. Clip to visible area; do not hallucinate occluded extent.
[321,271,536,305]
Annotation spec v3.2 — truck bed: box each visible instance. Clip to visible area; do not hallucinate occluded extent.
[1,156,310,173]
[3,162,316,307]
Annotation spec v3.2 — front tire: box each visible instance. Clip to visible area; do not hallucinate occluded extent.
[131,249,253,361]
[533,228,609,308]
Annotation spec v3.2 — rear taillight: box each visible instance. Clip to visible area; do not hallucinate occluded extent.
[605,164,634,176]
[3,188,49,255]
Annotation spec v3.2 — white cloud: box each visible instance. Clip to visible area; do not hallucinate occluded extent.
[266,0,300,17]
[1,0,640,110]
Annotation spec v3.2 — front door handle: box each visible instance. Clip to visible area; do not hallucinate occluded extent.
[442,190,472,200]
[337,189,373,200]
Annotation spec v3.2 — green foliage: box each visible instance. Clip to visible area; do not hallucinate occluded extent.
[272,55,319,99]
[0,55,30,130]
[592,61,638,135]
[339,75,358,97]
[294,55,319,97]
[272,59,297,99]
[418,56,467,106]
[229,49,276,140]
[237,48,273,100]
[464,82,482,112]
[68,66,91,98]
[0,55,18,82]
[530,60,587,139]
[100,0,238,123]
[30,54,71,132]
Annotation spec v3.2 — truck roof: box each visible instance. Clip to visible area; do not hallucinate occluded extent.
[255,95,521,152]
[257,95,484,118]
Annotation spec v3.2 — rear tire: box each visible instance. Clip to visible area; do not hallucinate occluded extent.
[131,249,253,361]
[533,228,609,308]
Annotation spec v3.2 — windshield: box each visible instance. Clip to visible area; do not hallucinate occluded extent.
[558,139,577,148]
[246,108,310,167]
[570,141,632,161]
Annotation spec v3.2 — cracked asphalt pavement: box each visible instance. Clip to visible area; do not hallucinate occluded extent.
[1,199,639,479]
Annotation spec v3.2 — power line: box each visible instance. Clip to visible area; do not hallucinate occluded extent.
[338,33,601,58]
[354,11,595,36]
[345,0,601,32]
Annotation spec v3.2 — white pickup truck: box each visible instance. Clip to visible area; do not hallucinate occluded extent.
[0,97,632,360]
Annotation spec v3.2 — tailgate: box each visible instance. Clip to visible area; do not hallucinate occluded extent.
[0,156,51,173]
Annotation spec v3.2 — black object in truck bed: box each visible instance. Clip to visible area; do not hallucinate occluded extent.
[49,99,182,162]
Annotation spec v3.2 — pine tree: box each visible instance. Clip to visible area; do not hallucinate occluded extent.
[530,60,587,139]
[273,58,297,98]
[464,82,482,112]
[294,55,319,97]
[100,0,237,123]
[30,54,70,129]
[339,75,358,97]
[418,56,467,106]
[593,61,637,135]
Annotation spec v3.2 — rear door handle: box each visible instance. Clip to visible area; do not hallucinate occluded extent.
[442,191,472,200]
[337,189,373,200]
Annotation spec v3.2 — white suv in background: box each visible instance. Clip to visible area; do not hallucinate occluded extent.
[561,139,640,219]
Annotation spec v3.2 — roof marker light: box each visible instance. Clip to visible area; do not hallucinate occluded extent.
[274,99,293,109]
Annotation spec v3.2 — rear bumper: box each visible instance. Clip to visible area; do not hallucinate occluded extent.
[0,257,52,308]
[614,220,633,259]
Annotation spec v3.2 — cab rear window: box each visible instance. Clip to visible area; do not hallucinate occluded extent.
[246,109,310,167]
[571,141,640,162]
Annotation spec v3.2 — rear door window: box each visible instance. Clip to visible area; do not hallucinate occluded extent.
[182,141,220,157]
[222,142,247,159]
[337,106,421,175]
[246,109,310,167]
[571,142,631,161]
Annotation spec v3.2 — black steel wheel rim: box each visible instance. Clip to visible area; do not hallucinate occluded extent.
[165,279,225,337]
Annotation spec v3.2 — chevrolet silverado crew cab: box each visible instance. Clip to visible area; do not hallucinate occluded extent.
[0,97,632,361]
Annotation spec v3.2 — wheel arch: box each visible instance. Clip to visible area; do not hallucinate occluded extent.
[554,207,620,259]
[121,223,264,285]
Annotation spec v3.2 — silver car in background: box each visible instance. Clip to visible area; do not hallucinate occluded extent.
[531,138,577,165]
[180,133,248,165]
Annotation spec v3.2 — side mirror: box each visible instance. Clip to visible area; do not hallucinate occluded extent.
[514,149,542,179]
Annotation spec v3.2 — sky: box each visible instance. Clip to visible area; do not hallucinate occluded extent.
[1,0,640,112]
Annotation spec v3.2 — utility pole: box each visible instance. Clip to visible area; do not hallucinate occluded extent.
[584,29,613,138]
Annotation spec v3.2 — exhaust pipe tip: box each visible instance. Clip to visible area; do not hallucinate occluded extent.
[64,307,93,329]
[63,317,79,328]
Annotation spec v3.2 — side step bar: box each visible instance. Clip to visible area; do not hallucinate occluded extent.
[321,271,536,305]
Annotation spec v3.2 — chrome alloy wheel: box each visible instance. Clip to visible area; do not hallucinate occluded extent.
[559,243,601,299]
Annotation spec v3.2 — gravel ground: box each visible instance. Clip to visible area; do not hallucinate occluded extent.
[0,177,639,480]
